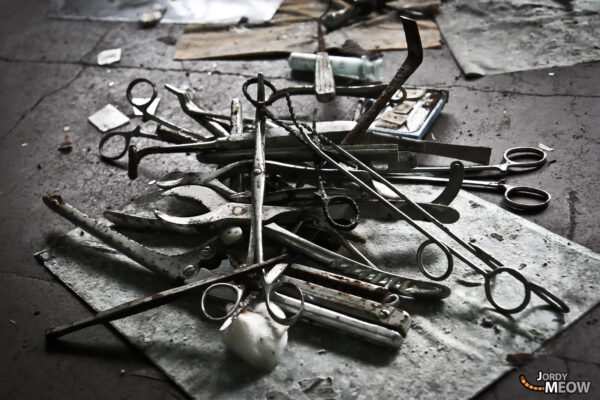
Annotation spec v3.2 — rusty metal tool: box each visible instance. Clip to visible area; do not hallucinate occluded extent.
[42,195,219,282]
[45,254,288,340]
[341,17,423,144]
[263,222,450,301]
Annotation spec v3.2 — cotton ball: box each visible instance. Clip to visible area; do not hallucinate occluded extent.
[222,302,288,370]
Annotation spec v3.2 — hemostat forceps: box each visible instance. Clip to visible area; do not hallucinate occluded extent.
[292,126,568,314]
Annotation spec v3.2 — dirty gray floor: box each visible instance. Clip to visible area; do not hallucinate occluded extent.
[1,1,599,399]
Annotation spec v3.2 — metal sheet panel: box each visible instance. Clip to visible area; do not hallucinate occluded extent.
[37,185,600,399]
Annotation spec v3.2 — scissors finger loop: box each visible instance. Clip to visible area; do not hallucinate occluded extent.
[99,130,134,160]
[484,267,531,314]
[201,282,244,321]
[504,186,551,212]
[127,78,158,116]
[265,281,304,326]
[320,195,360,231]
[416,239,453,281]
[503,147,547,170]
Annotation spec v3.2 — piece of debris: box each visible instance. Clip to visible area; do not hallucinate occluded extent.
[21,142,28,147]
[63,126,70,132]
[222,302,289,370]
[539,143,554,152]
[490,233,504,241]
[298,377,339,399]
[132,97,160,117]
[88,104,130,132]
[97,48,122,66]
[317,349,327,354]
[58,135,73,153]
[519,263,527,270]
[9,319,16,326]
[506,353,533,366]
[481,317,495,328]
[124,368,167,382]
[120,369,126,375]
[157,36,177,46]
[139,4,167,28]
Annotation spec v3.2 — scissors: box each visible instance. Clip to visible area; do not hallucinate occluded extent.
[98,125,198,160]
[410,147,547,176]
[384,174,551,212]
[201,73,303,328]
[126,78,216,141]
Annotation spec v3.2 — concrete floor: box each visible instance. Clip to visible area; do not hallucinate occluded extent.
[1,1,599,399]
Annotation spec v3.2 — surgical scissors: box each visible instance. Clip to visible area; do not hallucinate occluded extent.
[385,174,551,212]
[410,147,547,176]
[204,74,303,327]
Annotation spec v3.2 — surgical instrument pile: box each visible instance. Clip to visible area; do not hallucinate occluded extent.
[42,18,567,369]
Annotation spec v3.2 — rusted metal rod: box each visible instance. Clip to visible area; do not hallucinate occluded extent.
[341,17,423,145]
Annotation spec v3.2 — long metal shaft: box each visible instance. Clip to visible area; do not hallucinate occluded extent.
[45,255,287,340]
[341,17,423,144]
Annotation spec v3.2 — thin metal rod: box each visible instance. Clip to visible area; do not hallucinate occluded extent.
[341,17,423,144]
[45,255,287,340]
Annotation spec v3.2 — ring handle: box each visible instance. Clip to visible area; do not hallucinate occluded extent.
[265,281,304,326]
[200,283,244,321]
[484,267,531,314]
[320,195,360,231]
[98,126,142,160]
[126,78,158,118]
[503,147,547,170]
[416,239,453,281]
[504,185,551,212]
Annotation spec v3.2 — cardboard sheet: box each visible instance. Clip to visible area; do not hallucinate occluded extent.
[37,185,600,399]
[436,0,600,76]
[175,15,440,60]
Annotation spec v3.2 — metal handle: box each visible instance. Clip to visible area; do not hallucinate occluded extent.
[503,185,551,212]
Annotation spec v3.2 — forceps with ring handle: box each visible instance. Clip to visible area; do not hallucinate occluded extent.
[200,262,304,327]
[249,72,567,314]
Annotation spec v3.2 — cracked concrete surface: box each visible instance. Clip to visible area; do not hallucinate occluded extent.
[1,0,599,399]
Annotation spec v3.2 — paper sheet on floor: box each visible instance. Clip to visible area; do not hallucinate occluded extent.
[53,0,285,24]
[36,185,600,400]
[436,0,600,76]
